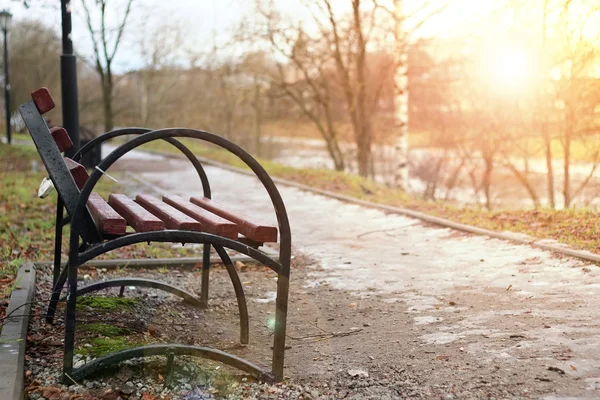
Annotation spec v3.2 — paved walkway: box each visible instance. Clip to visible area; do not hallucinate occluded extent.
[128,155,600,399]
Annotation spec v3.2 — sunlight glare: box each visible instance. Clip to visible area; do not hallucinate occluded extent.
[484,46,535,93]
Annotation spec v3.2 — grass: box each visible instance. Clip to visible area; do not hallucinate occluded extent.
[140,137,600,254]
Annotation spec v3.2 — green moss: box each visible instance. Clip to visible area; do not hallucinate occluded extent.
[80,323,130,336]
[77,336,138,358]
[78,296,138,311]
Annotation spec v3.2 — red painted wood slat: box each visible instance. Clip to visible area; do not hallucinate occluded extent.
[63,157,88,189]
[190,196,278,243]
[108,194,165,232]
[135,194,203,231]
[163,195,238,240]
[87,193,127,235]
[50,127,73,152]
[31,87,55,114]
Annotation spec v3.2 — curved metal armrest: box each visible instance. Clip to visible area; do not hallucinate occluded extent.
[71,128,148,162]
[72,128,211,198]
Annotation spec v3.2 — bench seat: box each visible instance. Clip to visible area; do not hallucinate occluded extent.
[85,191,278,243]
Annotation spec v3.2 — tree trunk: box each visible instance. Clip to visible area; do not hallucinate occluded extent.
[140,73,149,126]
[102,83,113,132]
[393,0,409,190]
[356,131,371,177]
[505,161,540,208]
[540,0,555,209]
[483,154,494,210]
[324,135,345,171]
[444,154,466,200]
[543,131,555,209]
[352,0,372,178]
[253,79,262,155]
[563,110,573,208]
[100,66,114,132]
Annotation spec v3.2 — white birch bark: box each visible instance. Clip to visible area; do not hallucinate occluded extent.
[393,0,409,190]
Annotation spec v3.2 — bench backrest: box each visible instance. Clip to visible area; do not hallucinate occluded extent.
[18,90,102,243]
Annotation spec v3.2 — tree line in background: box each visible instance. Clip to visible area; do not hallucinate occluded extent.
[4,0,600,210]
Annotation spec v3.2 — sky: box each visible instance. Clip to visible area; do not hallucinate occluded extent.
[1,0,498,73]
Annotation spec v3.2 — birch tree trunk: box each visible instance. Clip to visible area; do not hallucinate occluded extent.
[393,0,409,190]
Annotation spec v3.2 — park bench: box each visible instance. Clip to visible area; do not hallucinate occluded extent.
[18,88,291,383]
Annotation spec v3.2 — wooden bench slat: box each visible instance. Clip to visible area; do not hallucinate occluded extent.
[163,195,238,240]
[87,193,127,235]
[63,158,88,189]
[136,194,203,231]
[190,196,278,243]
[50,127,73,152]
[108,194,165,232]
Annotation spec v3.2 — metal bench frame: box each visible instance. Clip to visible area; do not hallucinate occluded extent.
[19,97,291,383]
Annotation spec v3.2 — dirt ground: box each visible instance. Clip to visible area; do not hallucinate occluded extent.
[25,248,592,400]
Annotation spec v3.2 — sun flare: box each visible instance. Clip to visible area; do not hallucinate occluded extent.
[490,47,531,83]
[480,45,537,94]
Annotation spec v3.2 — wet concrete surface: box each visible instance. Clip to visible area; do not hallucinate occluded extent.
[126,156,600,399]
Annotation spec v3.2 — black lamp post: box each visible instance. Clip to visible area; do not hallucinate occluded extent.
[60,0,80,157]
[0,10,11,145]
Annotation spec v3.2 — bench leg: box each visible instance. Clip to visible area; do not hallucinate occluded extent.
[62,259,78,383]
[53,197,64,286]
[214,245,249,345]
[46,265,68,324]
[200,243,210,308]
[272,274,289,382]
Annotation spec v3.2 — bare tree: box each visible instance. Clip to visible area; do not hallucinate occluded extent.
[252,6,346,170]
[80,0,134,132]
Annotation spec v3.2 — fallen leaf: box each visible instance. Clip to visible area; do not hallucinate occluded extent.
[570,364,577,371]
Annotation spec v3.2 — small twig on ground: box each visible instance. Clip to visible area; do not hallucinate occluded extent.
[357,228,401,238]
[296,310,329,334]
[288,328,363,341]
[0,298,54,322]
[288,310,364,341]
[63,373,79,386]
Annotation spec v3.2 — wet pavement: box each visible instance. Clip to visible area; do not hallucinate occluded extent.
[126,156,600,399]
